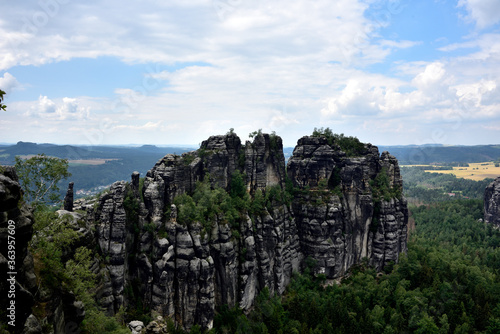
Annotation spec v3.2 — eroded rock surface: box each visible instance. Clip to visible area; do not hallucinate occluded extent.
[0,167,38,334]
[84,133,409,331]
[485,177,500,226]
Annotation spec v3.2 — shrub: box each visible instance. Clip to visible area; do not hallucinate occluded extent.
[312,127,365,156]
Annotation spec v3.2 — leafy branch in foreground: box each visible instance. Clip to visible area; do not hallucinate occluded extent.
[0,89,6,111]
[15,153,71,206]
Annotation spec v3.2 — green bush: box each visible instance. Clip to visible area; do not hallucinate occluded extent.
[173,172,249,234]
[312,127,365,156]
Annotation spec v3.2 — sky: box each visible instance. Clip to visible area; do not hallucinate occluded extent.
[1,0,500,148]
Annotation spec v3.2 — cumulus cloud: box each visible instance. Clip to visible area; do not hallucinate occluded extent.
[29,95,89,120]
[322,60,499,125]
[412,62,446,90]
[458,0,500,29]
[322,79,386,118]
[0,73,20,94]
[37,95,56,114]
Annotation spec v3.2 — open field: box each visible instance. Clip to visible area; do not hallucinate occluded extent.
[68,158,120,166]
[424,162,500,181]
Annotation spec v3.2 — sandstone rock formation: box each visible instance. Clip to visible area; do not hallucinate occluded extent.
[0,167,39,334]
[63,181,74,212]
[485,176,500,226]
[72,132,409,331]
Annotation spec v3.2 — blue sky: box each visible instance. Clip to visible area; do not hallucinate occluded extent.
[1,0,500,147]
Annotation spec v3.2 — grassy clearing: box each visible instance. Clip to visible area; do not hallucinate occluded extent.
[424,161,500,180]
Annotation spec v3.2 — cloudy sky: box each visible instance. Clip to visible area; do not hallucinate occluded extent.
[1,0,500,147]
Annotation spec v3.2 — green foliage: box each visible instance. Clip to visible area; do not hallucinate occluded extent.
[230,169,247,200]
[182,153,197,165]
[249,128,263,139]
[32,210,79,289]
[250,188,266,215]
[139,176,145,201]
[312,127,365,156]
[30,206,130,333]
[238,148,246,169]
[123,187,140,233]
[264,184,291,211]
[0,89,6,111]
[0,89,7,111]
[370,167,402,202]
[173,172,250,234]
[15,153,71,205]
[198,147,212,159]
[123,279,152,326]
[269,131,279,151]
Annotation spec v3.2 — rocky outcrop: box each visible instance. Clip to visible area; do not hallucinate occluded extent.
[0,167,39,334]
[84,132,408,331]
[288,137,407,275]
[63,182,74,212]
[485,177,500,226]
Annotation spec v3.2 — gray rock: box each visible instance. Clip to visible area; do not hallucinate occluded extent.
[128,320,145,334]
[485,177,500,226]
[22,314,42,334]
[63,182,74,211]
[0,168,36,333]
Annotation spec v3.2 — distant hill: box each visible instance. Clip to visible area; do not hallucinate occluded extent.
[378,144,500,165]
[0,142,195,197]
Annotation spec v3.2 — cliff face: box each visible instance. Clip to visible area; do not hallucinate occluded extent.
[85,133,408,330]
[485,177,500,226]
[0,167,37,333]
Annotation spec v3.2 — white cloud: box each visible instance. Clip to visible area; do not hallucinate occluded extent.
[269,110,300,128]
[321,60,500,127]
[27,95,89,120]
[37,95,56,114]
[0,73,20,94]
[412,62,446,90]
[113,121,164,131]
[0,0,392,71]
[458,0,500,29]
[454,80,496,107]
